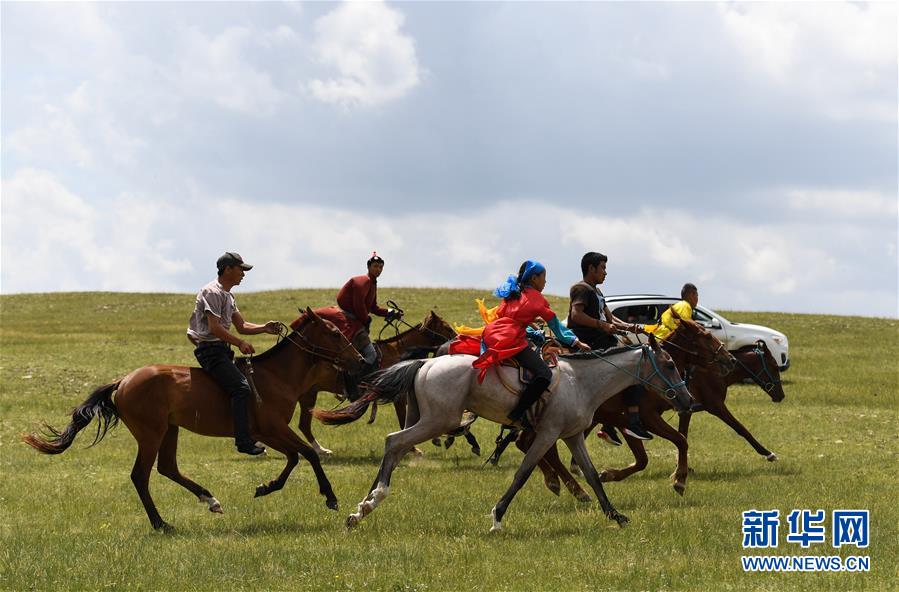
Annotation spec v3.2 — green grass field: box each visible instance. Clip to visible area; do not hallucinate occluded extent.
[1,289,896,591]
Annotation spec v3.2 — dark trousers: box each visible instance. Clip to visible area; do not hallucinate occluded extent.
[195,342,254,446]
[507,346,552,420]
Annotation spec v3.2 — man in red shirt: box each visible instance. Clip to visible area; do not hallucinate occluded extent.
[337,252,401,397]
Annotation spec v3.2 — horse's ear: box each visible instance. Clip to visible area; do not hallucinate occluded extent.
[305,306,319,321]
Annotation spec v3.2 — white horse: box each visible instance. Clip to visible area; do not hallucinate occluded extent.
[314,338,693,532]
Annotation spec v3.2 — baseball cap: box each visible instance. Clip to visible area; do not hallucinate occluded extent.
[216,252,253,272]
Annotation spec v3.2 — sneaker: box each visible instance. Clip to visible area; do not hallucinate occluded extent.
[237,442,266,456]
[623,422,653,441]
[597,427,623,447]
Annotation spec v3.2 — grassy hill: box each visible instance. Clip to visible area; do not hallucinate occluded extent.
[1,290,896,591]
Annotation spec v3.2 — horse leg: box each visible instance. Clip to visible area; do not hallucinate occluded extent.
[634,412,690,495]
[156,425,222,514]
[515,430,561,497]
[256,422,338,510]
[491,429,574,532]
[563,434,628,527]
[394,395,424,456]
[600,431,648,484]
[707,402,777,461]
[543,440,591,502]
[347,419,455,528]
[464,429,481,456]
[299,390,332,457]
[129,430,169,531]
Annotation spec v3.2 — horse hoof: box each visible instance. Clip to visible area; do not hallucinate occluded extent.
[609,511,629,527]
[155,521,175,534]
[471,446,481,457]
[412,446,425,457]
[489,523,503,533]
[570,465,583,477]
[326,498,339,511]
[431,438,442,447]
[346,514,359,528]
[209,502,224,514]
[577,493,592,504]
[766,453,778,462]
[313,445,333,456]
[254,484,268,498]
[673,482,686,496]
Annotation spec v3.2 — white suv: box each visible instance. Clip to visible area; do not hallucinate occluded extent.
[602,294,790,371]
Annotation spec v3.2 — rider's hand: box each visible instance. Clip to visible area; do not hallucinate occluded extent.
[238,340,255,355]
[264,320,281,335]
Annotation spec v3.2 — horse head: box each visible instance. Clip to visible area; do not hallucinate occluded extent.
[752,340,785,402]
[303,306,364,374]
[422,311,457,344]
[647,335,695,415]
[667,319,736,375]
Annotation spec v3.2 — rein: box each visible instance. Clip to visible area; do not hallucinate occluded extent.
[275,322,357,368]
[733,346,782,393]
[575,345,687,402]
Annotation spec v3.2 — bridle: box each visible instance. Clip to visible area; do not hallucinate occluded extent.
[377,302,455,344]
[275,321,358,369]
[734,344,782,393]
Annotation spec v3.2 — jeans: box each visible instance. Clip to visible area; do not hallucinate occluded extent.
[194,342,254,446]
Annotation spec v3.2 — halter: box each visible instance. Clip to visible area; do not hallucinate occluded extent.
[275,321,358,368]
[575,345,687,403]
[733,345,782,393]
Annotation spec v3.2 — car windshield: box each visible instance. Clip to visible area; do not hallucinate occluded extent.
[702,306,733,324]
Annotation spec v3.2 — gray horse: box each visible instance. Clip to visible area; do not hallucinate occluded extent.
[314,338,693,532]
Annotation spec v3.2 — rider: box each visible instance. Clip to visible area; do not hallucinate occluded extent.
[337,252,402,396]
[473,260,591,429]
[647,283,699,341]
[187,252,280,456]
[566,252,653,444]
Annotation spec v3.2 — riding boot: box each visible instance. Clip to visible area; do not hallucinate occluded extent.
[507,377,551,427]
[597,424,623,447]
[622,411,653,441]
[232,396,265,455]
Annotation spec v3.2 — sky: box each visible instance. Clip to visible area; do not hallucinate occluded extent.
[2,1,897,318]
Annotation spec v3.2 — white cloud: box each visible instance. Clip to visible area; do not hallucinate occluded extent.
[177,26,288,115]
[307,0,421,107]
[783,188,897,220]
[719,2,897,121]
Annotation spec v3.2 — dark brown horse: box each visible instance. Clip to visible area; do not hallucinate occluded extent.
[297,311,457,455]
[535,329,785,499]
[23,308,363,531]
[520,320,735,497]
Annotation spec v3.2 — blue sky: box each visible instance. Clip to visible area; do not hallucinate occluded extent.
[2,1,896,317]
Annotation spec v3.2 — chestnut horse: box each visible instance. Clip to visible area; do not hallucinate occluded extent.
[297,311,457,455]
[23,308,363,531]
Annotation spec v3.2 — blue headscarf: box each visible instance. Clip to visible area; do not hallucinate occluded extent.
[493,260,545,299]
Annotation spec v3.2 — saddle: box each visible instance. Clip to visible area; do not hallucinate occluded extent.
[499,340,561,386]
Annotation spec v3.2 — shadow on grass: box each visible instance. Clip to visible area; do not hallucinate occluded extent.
[159,518,334,539]
[689,464,800,482]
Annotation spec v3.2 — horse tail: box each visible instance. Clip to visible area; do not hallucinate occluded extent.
[22,382,121,455]
[313,360,427,426]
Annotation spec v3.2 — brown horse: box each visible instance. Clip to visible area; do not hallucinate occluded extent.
[298,311,456,455]
[22,308,363,531]
[520,320,735,498]
[534,329,785,500]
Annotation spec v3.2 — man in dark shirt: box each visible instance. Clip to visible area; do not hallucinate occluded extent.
[568,252,652,443]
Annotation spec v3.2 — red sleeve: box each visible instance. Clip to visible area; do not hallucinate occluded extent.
[536,292,556,322]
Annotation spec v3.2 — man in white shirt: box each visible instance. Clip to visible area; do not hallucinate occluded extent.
[188,252,280,455]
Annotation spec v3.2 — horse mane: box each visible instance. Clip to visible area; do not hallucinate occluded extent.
[559,344,641,360]
[236,332,297,364]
